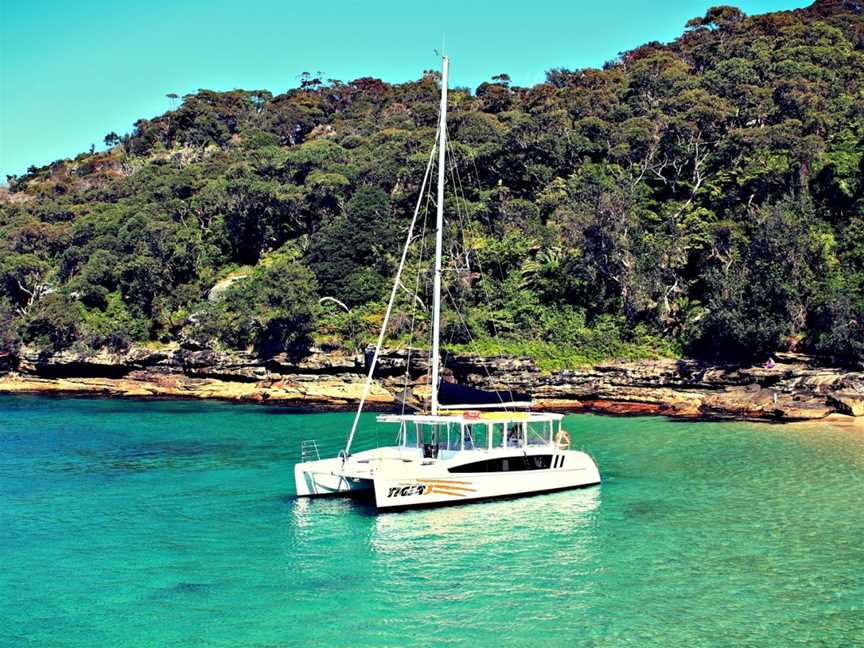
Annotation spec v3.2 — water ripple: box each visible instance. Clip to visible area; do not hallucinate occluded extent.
[2,396,863,647]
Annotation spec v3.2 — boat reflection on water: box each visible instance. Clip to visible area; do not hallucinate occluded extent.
[292,487,601,567]
[370,488,601,556]
[289,488,602,635]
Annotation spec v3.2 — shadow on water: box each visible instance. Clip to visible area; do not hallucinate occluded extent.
[119,440,241,458]
[150,582,217,600]
[623,499,672,520]
[0,393,335,417]
[0,394,234,416]
[44,439,250,476]
[257,405,345,416]
[662,414,788,425]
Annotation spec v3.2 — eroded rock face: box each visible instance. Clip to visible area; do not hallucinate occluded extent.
[1,345,862,421]
[444,354,864,421]
[827,392,864,417]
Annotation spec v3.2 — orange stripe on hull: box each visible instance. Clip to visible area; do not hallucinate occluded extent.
[426,487,468,497]
[424,483,476,496]
[431,486,472,492]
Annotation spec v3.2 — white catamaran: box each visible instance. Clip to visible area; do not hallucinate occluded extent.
[294,56,601,511]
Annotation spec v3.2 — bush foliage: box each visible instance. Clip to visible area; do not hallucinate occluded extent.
[2,2,863,367]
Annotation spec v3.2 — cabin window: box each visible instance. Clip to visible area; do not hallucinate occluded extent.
[410,423,451,448]
[451,423,462,450]
[440,424,452,450]
[438,423,459,450]
[505,423,524,448]
[488,423,505,448]
[526,422,547,446]
[463,424,487,450]
[448,455,553,473]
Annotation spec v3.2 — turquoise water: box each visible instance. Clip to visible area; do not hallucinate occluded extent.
[1,396,863,647]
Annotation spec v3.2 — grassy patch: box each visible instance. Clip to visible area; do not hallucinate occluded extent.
[446,335,677,371]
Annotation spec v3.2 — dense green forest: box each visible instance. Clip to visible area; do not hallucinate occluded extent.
[2,1,863,368]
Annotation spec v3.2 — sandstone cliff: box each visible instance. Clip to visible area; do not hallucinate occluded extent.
[1,345,862,421]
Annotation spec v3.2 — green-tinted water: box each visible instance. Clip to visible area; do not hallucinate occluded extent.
[1,395,862,647]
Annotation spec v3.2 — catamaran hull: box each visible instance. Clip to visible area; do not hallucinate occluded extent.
[293,457,373,497]
[372,451,600,510]
[376,480,599,511]
[295,449,600,511]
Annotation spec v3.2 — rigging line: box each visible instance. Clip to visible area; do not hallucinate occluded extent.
[400,168,433,416]
[444,126,517,405]
[443,282,512,412]
[444,127,474,274]
[343,128,439,456]
[453,125,503,295]
[444,126,485,283]
[438,281,462,395]
[446,136,481,293]
[447,134,478,293]
[398,160,433,417]
[438,135,468,405]
[398,279,426,310]
[419,168,437,411]
[451,126,497,288]
[445,142,518,411]
[422,174,436,394]
[401,128,436,415]
[444,129,516,408]
[443,138,474,316]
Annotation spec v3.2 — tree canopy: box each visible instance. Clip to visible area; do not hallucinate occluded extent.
[2,1,863,367]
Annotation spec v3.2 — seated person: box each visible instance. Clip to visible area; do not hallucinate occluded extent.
[507,425,522,447]
[463,426,474,450]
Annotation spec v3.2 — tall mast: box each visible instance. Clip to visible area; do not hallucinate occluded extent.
[430,56,448,416]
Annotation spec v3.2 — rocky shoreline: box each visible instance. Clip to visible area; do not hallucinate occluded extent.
[1,345,863,422]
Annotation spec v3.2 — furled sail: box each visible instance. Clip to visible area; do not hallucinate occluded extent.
[437,382,532,409]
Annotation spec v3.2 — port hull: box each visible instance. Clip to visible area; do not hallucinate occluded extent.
[293,457,373,497]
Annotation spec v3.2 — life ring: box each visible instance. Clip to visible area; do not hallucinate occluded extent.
[555,429,570,449]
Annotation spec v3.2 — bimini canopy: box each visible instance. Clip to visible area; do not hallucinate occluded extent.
[437,382,532,410]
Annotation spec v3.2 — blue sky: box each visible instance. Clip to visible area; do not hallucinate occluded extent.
[0,0,811,180]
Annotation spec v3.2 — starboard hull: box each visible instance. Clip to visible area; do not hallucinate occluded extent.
[375,480,601,511]
[372,450,600,510]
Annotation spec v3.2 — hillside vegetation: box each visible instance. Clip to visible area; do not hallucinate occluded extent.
[2,1,864,368]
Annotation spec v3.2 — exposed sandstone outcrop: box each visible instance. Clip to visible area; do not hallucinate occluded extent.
[1,345,862,422]
[827,392,864,417]
[447,353,862,421]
